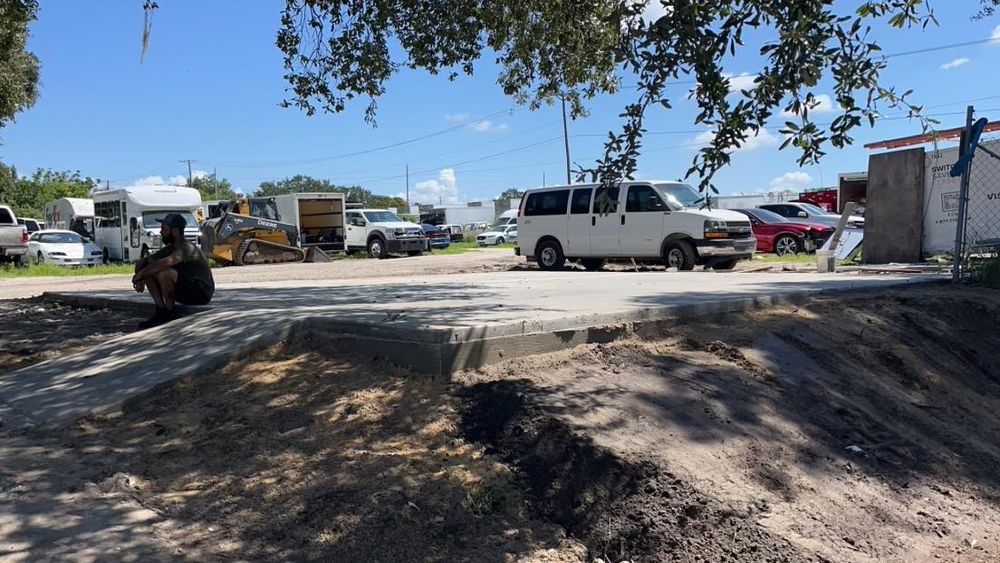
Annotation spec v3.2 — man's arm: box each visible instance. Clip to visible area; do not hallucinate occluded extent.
[133,247,183,284]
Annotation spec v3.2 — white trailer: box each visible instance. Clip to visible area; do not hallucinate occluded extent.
[266,192,347,253]
[44,198,95,239]
[93,185,202,262]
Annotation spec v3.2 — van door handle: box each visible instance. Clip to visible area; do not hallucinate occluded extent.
[620,215,626,226]
[591,216,596,226]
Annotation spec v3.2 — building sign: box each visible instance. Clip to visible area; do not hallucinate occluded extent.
[923,140,1000,255]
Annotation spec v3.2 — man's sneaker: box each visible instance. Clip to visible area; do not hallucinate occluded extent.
[137,308,167,330]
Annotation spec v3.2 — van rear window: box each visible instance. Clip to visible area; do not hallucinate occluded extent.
[524,190,570,216]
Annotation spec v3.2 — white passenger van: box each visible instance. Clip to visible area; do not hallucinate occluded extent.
[93,185,203,263]
[515,181,755,271]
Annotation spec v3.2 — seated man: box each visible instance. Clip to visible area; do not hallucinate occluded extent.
[132,213,215,329]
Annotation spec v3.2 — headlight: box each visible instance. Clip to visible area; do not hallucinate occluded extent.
[704,220,729,239]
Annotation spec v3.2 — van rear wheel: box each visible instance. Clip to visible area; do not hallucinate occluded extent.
[536,240,565,271]
[663,240,696,271]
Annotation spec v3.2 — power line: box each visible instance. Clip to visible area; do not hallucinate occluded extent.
[619,36,1000,90]
[209,108,510,169]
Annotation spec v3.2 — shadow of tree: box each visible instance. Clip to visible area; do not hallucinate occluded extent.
[15,345,575,561]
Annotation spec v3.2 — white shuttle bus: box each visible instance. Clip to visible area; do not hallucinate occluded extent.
[93,185,203,263]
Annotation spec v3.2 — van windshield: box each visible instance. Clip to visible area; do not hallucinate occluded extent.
[655,183,703,210]
[142,211,198,229]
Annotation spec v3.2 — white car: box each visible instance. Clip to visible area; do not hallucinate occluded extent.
[477,225,518,246]
[28,230,104,266]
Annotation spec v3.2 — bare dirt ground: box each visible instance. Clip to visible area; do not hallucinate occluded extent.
[0,299,141,372]
[2,284,997,561]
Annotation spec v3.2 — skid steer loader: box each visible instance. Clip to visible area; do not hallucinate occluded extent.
[200,199,307,266]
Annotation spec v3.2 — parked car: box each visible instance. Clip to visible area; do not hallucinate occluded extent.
[758,202,864,229]
[0,205,29,265]
[17,217,44,234]
[420,224,452,249]
[345,208,428,258]
[28,230,104,266]
[438,223,466,242]
[477,225,518,246]
[516,181,755,271]
[732,208,835,255]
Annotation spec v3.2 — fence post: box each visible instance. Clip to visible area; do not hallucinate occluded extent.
[952,106,975,281]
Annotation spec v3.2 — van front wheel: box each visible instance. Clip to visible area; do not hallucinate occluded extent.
[663,240,696,271]
[536,240,565,271]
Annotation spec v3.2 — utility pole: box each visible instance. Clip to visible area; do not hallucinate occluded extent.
[178,159,197,186]
[561,97,571,184]
[542,171,546,187]
[405,164,410,207]
[213,167,218,199]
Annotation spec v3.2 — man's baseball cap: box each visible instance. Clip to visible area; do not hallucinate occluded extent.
[157,213,187,230]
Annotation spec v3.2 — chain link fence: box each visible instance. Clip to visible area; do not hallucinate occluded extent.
[956,117,1000,283]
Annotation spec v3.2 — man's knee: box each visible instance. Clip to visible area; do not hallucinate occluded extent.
[155,268,178,287]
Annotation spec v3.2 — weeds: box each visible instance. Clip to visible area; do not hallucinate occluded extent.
[971,254,1000,287]
[466,470,523,516]
[0,263,135,278]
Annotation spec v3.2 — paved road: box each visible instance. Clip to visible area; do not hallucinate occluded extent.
[0,268,942,428]
[0,249,521,300]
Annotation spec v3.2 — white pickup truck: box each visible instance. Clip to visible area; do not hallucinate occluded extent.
[345,208,428,258]
[0,205,29,265]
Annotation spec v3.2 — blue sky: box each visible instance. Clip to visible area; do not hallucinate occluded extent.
[1,1,999,204]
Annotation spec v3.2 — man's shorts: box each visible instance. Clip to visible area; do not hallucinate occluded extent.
[174,273,213,305]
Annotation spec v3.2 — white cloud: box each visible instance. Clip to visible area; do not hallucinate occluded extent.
[992,25,1000,44]
[470,120,508,133]
[780,94,836,117]
[692,127,778,152]
[135,170,211,187]
[769,171,813,190]
[445,113,470,122]
[135,175,168,185]
[725,73,758,93]
[412,168,459,205]
[941,57,970,70]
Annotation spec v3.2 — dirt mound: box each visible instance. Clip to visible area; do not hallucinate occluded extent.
[461,380,803,562]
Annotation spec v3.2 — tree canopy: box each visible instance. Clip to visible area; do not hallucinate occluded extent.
[0,0,40,133]
[189,174,239,201]
[276,0,944,190]
[498,188,525,200]
[0,165,98,218]
[254,175,405,208]
[254,174,354,197]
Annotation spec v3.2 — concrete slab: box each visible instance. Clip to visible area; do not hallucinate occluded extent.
[0,270,943,427]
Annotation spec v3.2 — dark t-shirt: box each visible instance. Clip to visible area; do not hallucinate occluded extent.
[151,241,215,294]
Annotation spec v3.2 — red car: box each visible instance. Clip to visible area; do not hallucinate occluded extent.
[733,208,835,256]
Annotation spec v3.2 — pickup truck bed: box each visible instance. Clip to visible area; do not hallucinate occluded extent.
[0,205,28,264]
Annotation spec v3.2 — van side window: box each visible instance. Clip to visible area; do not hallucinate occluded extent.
[593,186,620,213]
[626,185,667,212]
[524,190,570,216]
[570,188,592,214]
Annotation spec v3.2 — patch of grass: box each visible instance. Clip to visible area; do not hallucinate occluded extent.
[748,253,855,267]
[466,470,523,517]
[972,254,1000,287]
[0,262,135,278]
[750,253,816,264]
